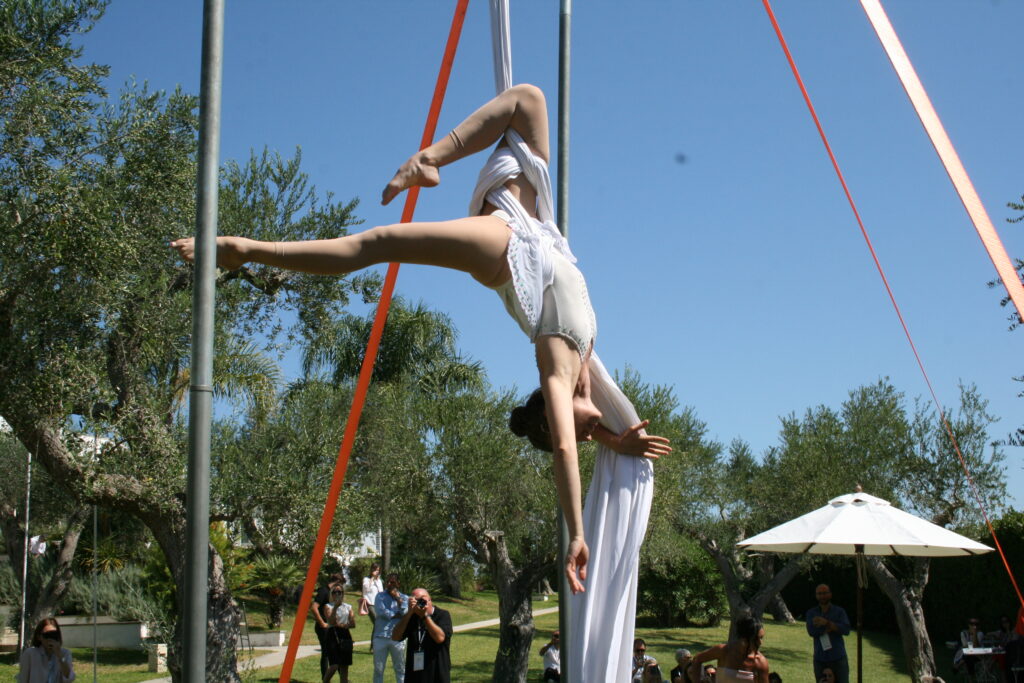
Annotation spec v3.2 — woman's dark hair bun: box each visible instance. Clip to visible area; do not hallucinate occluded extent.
[508,388,552,452]
[509,406,529,436]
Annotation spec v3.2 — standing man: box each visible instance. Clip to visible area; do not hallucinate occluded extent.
[539,630,560,682]
[806,583,851,683]
[311,572,345,681]
[373,572,408,683]
[392,588,453,683]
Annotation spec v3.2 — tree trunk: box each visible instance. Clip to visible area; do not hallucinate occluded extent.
[484,531,537,683]
[28,506,90,628]
[756,555,796,623]
[865,556,938,683]
[439,557,463,599]
[694,532,802,634]
[765,593,795,624]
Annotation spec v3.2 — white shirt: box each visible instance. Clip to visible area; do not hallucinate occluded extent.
[327,602,352,627]
[362,575,383,603]
[542,644,560,672]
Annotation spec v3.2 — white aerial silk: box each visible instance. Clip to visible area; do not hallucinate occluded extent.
[482,3,655,680]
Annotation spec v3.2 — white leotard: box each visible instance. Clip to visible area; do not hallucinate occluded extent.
[470,130,596,359]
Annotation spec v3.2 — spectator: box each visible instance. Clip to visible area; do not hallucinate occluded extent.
[17,618,74,683]
[806,584,850,683]
[373,572,408,683]
[324,584,356,683]
[644,660,665,683]
[311,572,345,681]
[392,588,453,683]
[632,638,657,682]
[362,562,384,632]
[818,667,836,683]
[688,615,769,682]
[539,630,560,682]
[767,673,782,683]
[670,648,692,683]
[953,616,985,678]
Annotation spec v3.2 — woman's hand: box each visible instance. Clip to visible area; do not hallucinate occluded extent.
[608,420,672,459]
[565,537,589,594]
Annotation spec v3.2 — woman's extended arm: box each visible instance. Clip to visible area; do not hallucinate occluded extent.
[592,421,671,458]
[536,336,588,594]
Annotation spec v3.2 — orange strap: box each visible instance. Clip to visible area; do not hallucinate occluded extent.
[859,0,1024,325]
[277,2,470,680]
[760,0,1024,612]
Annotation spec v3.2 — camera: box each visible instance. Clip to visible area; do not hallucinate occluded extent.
[417,598,427,608]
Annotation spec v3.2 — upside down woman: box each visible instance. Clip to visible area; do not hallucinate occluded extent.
[172,84,671,592]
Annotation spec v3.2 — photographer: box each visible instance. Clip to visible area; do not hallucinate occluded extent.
[18,618,75,682]
[392,588,453,683]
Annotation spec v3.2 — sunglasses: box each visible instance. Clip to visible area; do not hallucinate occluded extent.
[41,632,60,641]
[635,648,646,653]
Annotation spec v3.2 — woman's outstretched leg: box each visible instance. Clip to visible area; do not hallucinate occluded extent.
[381,83,549,205]
[171,214,512,286]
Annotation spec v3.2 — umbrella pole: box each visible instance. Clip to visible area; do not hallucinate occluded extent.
[856,545,864,683]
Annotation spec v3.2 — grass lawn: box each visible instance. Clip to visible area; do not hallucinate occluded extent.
[0,647,272,683]
[255,598,912,682]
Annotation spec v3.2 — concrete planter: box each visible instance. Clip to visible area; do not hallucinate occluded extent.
[243,630,286,647]
[57,616,151,648]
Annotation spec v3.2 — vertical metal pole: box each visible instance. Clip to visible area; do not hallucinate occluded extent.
[92,505,98,683]
[92,432,99,683]
[184,0,224,680]
[556,1,572,680]
[19,449,32,651]
[856,546,864,683]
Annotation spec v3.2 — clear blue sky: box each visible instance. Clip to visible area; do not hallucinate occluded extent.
[79,1,1022,507]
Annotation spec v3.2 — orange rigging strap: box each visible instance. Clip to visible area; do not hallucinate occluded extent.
[277,2,471,680]
[859,0,1024,326]
[760,0,1024,611]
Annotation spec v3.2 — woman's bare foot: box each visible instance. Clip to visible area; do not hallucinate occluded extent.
[381,153,440,205]
[170,236,249,271]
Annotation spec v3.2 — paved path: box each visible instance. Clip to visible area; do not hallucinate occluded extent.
[140,606,559,682]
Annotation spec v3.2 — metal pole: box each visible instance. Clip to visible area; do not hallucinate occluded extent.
[184,0,224,680]
[856,546,864,683]
[92,432,99,683]
[92,504,98,683]
[556,1,572,680]
[19,448,32,651]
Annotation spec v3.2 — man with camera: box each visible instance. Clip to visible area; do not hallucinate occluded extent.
[392,588,453,683]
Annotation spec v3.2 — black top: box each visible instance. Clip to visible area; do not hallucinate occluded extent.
[313,586,332,625]
[399,607,453,683]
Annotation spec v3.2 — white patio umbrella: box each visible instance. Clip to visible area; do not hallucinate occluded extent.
[737,488,993,683]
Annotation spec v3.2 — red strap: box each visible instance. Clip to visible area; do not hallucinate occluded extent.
[761,0,1024,612]
[277,2,470,680]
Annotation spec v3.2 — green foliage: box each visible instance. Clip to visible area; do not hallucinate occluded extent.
[0,562,18,609]
[63,564,162,622]
[250,555,304,629]
[388,561,441,598]
[637,540,726,627]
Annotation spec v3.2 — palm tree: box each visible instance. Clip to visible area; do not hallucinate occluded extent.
[250,555,305,630]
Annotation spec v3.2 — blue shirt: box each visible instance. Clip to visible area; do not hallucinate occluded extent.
[806,604,851,662]
[373,590,408,639]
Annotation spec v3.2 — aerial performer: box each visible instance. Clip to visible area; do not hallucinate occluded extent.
[171,84,671,593]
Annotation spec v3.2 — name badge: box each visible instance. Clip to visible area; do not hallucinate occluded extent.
[819,633,832,651]
[413,650,425,671]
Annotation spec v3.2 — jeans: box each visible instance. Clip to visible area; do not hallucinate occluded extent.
[373,635,406,683]
[814,656,850,683]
